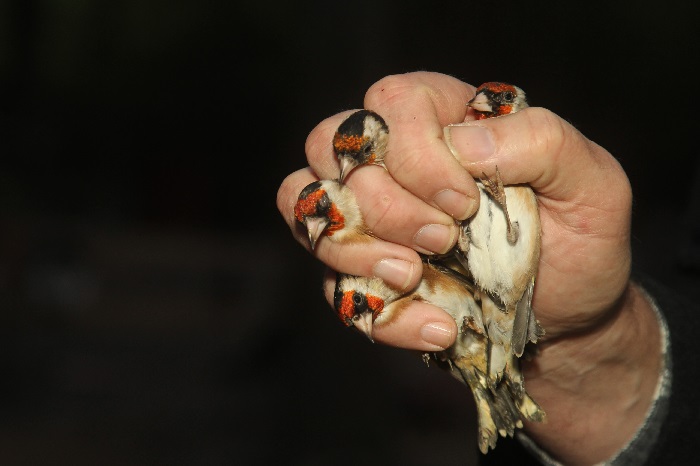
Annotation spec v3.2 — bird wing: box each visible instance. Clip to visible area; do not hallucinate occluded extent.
[423,259,476,294]
[511,276,535,357]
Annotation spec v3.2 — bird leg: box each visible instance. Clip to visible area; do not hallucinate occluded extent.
[480,167,519,244]
[457,224,470,255]
[462,316,486,336]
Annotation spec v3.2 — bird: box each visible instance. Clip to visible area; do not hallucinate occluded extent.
[334,264,545,454]
[294,179,370,250]
[467,81,529,120]
[448,82,544,368]
[332,109,389,182]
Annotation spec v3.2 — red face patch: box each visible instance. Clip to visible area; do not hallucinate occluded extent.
[324,203,345,236]
[477,82,516,94]
[336,291,357,325]
[333,133,366,154]
[294,188,326,222]
[495,105,513,116]
[366,294,384,319]
[335,291,384,325]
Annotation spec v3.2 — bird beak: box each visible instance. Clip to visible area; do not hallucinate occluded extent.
[338,156,359,183]
[304,217,330,250]
[467,93,492,112]
[352,312,374,343]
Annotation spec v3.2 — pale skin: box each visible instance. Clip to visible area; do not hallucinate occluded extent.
[276,72,662,465]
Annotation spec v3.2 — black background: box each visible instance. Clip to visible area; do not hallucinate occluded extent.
[1,1,699,465]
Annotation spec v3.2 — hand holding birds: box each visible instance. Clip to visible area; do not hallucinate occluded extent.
[277,71,662,465]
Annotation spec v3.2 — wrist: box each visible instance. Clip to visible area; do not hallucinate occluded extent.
[520,282,662,465]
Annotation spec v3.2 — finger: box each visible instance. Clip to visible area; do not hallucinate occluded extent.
[304,110,357,180]
[363,72,482,221]
[345,166,458,255]
[323,270,457,352]
[277,167,424,291]
[304,119,461,255]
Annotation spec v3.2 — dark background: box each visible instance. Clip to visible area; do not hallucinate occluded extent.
[1,1,699,465]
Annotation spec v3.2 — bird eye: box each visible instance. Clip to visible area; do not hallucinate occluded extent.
[353,293,365,306]
[503,91,514,102]
[317,194,331,213]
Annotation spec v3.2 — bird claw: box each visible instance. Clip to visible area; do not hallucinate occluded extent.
[480,167,519,244]
[457,225,470,254]
[462,316,485,335]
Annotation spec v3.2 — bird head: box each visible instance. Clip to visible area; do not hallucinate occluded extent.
[468,82,528,119]
[294,180,346,250]
[333,109,389,182]
[334,274,396,342]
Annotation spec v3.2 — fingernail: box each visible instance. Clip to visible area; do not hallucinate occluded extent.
[444,125,495,163]
[433,189,476,221]
[421,322,454,349]
[413,223,456,255]
[373,258,415,291]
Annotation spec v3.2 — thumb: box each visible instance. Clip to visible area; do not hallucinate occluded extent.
[443,106,629,206]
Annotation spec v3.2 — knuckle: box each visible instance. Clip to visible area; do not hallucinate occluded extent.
[276,168,314,225]
[365,74,410,107]
[388,143,427,180]
[276,173,298,219]
[365,73,432,113]
[345,168,406,237]
[362,186,396,233]
[524,107,572,159]
[304,111,358,177]
[304,116,337,166]
[317,241,371,279]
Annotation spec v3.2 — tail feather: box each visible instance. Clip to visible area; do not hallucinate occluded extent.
[451,358,541,454]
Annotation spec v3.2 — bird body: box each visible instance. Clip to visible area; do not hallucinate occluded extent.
[463,182,539,305]
[458,179,542,357]
[452,82,544,359]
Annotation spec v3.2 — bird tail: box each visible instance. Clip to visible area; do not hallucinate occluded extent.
[503,356,547,423]
[452,362,532,454]
[450,354,545,454]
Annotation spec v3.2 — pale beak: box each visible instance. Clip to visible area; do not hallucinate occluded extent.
[352,312,374,343]
[338,156,359,183]
[468,93,492,112]
[304,217,330,250]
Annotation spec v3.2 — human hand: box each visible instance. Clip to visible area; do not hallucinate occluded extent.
[278,72,481,350]
[276,72,661,464]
